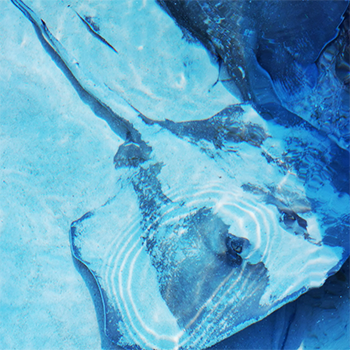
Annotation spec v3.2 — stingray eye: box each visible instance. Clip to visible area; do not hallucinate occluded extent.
[280,211,296,227]
[229,239,243,253]
[279,209,308,235]
[225,235,247,267]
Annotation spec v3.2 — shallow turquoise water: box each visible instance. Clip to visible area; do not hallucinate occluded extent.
[0,2,350,350]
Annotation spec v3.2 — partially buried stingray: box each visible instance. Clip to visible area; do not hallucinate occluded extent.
[11,0,350,349]
[71,109,349,350]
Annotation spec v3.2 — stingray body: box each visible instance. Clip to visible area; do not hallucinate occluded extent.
[11,0,350,349]
[70,106,349,349]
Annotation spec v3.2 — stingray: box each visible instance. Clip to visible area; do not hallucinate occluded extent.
[157,0,349,150]
[157,0,348,97]
[11,0,349,349]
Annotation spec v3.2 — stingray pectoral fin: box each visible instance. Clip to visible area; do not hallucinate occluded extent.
[70,184,185,350]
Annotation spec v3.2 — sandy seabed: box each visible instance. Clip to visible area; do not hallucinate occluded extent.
[0,1,348,350]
